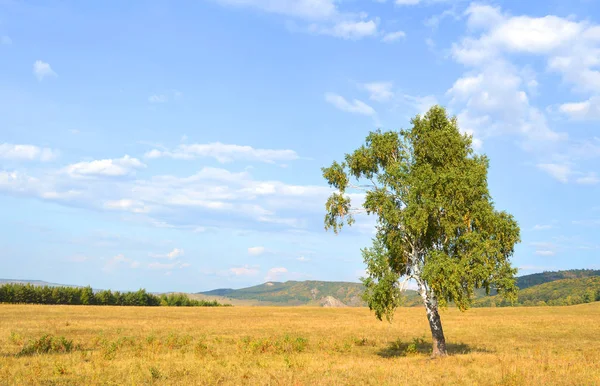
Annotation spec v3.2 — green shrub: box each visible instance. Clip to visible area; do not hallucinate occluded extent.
[18,335,75,356]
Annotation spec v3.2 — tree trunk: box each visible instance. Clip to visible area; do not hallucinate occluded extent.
[417,283,448,357]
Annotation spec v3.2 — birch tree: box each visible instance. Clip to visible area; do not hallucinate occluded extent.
[322,106,520,357]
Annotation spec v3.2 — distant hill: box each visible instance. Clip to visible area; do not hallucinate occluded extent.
[200,280,369,306]
[515,269,600,290]
[476,276,600,307]
[5,269,599,308]
[0,279,81,288]
[199,269,600,307]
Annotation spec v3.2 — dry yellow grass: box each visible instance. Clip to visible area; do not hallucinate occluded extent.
[1,303,599,385]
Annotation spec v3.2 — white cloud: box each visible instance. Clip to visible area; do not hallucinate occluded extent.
[297,256,310,262]
[148,248,185,260]
[265,267,288,281]
[559,97,600,120]
[217,0,378,40]
[447,62,564,144]
[362,82,394,102]
[65,155,146,177]
[0,143,59,162]
[381,31,406,43]
[103,199,149,213]
[229,265,260,276]
[311,20,378,39]
[537,163,571,183]
[532,224,553,231]
[403,94,439,115]
[455,4,600,96]
[144,142,299,164]
[215,0,337,20]
[33,60,57,81]
[248,246,266,256]
[103,254,140,272]
[0,161,340,233]
[168,248,185,259]
[395,0,420,5]
[325,92,376,115]
[535,250,555,256]
[576,173,599,185]
[1,36,11,45]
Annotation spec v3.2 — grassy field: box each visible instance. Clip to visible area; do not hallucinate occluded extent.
[1,303,599,385]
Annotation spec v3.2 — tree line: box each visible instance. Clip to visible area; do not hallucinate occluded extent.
[473,277,600,307]
[0,283,230,307]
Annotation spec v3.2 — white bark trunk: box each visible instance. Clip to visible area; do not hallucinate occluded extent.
[410,248,447,357]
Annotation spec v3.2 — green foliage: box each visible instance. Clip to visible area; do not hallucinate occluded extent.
[323,106,520,320]
[360,237,403,321]
[474,276,600,307]
[149,366,162,380]
[18,335,76,356]
[515,269,600,290]
[0,283,230,307]
[201,280,365,306]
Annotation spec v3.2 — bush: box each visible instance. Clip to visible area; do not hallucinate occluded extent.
[18,335,75,356]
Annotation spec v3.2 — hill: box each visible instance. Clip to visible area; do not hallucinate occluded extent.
[200,280,370,306]
[475,276,600,307]
[515,269,600,290]
[0,279,80,288]
[199,269,600,307]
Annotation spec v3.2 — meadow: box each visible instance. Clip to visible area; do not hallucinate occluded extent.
[1,303,599,385]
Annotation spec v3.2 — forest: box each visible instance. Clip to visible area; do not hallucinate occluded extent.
[0,284,230,307]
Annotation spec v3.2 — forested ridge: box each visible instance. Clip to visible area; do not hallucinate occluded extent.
[0,283,230,307]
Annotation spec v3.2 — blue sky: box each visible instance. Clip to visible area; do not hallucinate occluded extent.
[1,0,599,292]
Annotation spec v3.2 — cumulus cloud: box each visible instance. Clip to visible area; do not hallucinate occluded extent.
[248,246,266,256]
[144,142,299,164]
[65,155,146,177]
[103,254,140,272]
[446,2,600,174]
[216,0,378,40]
[149,248,185,260]
[395,0,420,4]
[229,265,260,276]
[325,92,376,115]
[576,173,599,185]
[535,250,555,256]
[537,163,571,183]
[103,199,149,213]
[0,162,347,234]
[559,97,600,120]
[381,30,406,42]
[33,60,57,81]
[265,267,288,281]
[215,0,337,20]
[310,20,378,39]
[447,61,564,145]
[0,143,59,162]
[362,82,394,102]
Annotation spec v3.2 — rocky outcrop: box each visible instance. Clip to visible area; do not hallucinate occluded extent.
[319,296,347,307]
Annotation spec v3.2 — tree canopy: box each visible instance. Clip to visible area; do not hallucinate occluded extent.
[323,106,520,356]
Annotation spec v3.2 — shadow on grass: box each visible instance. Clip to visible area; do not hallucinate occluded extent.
[377,337,490,358]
